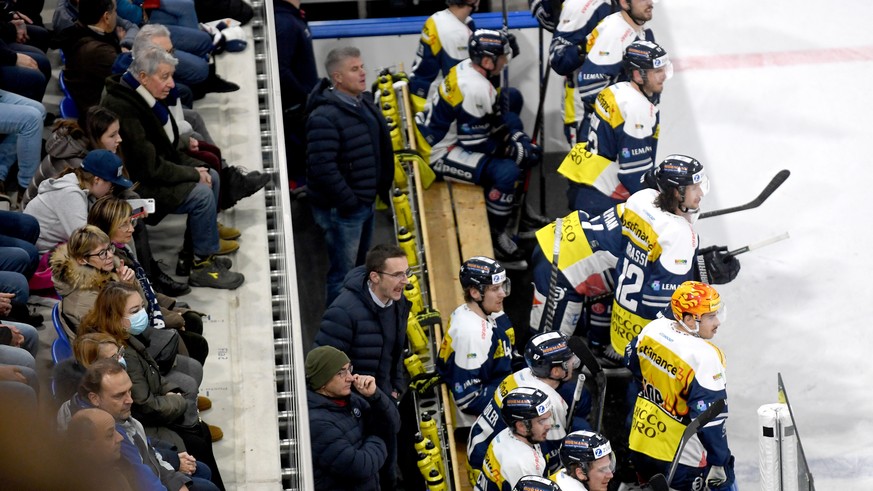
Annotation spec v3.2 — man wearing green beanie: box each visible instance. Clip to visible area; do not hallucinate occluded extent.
[305,345,401,490]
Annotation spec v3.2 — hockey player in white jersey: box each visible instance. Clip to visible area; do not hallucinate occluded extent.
[416,29,539,268]
[609,155,740,358]
[548,0,613,144]
[574,0,654,141]
[408,0,479,113]
[560,39,670,215]
[553,430,615,491]
[468,332,589,482]
[477,387,554,491]
[625,281,735,491]
[437,256,515,428]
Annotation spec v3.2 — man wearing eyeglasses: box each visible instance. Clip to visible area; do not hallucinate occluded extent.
[314,243,416,489]
[305,345,400,491]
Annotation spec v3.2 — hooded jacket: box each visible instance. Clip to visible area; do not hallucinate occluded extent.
[314,266,410,398]
[305,78,394,213]
[24,173,90,254]
[22,123,89,210]
[307,388,400,491]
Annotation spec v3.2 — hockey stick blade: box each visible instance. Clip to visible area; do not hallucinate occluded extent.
[568,336,607,432]
[700,169,790,219]
[666,398,726,486]
[728,232,790,256]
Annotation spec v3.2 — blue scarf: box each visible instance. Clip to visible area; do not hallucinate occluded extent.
[117,242,165,329]
[122,71,174,142]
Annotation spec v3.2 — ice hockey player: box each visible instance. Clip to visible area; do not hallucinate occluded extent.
[553,430,615,491]
[548,0,613,144]
[468,332,588,482]
[408,0,479,113]
[528,204,623,342]
[625,281,735,491]
[437,256,514,427]
[476,387,553,491]
[416,29,539,269]
[609,155,740,359]
[559,39,671,215]
[514,475,562,491]
[574,0,655,139]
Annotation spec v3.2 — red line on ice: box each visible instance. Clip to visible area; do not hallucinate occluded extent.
[674,46,873,71]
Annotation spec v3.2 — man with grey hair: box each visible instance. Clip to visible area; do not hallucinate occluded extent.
[306,46,394,306]
[115,23,238,100]
[101,46,246,289]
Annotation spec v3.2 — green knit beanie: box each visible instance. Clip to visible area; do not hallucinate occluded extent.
[305,346,350,390]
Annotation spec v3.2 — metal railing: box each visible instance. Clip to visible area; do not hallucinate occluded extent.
[249,1,315,489]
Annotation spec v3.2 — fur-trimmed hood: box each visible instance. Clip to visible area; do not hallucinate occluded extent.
[50,243,121,297]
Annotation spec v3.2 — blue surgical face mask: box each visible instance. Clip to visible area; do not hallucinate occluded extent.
[127,308,149,335]
[119,356,128,369]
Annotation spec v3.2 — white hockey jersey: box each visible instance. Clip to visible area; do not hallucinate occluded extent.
[476,427,548,491]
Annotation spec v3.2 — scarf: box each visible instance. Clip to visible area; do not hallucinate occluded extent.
[122,71,174,143]
[118,243,165,329]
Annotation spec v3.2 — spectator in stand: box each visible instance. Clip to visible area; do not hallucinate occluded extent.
[65,408,139,490]
[274,0,317,186]
[25,149,131,255]
[101,46,247,289]
[0,209,39,282]
[53,0,139,48]
[53,331,125,404]
[0,10,51,99]
[0,88,45,205]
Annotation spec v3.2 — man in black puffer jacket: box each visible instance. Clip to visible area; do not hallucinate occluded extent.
[305,46,394,307]
[306,346,400,491]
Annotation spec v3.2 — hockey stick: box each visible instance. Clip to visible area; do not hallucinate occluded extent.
[567,372,586,429]
[541,217,563,332]
[535,26,550,215]
[777,373,816,490]
[700,169,790,219]
[567,335,606,432]
[666,398,727,487]
[728,232,790,256]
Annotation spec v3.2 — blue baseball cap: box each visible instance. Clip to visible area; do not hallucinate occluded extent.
[81,150,133,188]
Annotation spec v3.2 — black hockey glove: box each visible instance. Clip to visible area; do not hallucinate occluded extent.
[507,131,542,168]
[698,246,741,285]
[409,371,442,395]
[507,32,521,58]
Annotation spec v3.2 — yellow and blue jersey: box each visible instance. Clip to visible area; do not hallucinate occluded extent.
[409,9,475,112]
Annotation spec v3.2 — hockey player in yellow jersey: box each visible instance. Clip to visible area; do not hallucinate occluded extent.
[408,0,479,113]
[625,281,735,491]
[559,39,670,216]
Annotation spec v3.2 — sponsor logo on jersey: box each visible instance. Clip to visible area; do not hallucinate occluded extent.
[639,344,684,379]
[651,281,678,291]
[674,259,687,265]
[631,146,653,155]
[488,189,502,201]
[466,352,478,359]
[695,400,707,412]
[622,148,631,158]
[433,161,473,180]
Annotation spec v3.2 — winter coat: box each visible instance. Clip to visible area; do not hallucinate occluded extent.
[24,173,90,254]
[274,1,317,111]
[51,0,139,48]
[50,243,146,337]
[21,123,89,210]
[315,266,410,398]
[307,388,400,491]
[53,22,122,116]
[124,333,187,427]
[305,78,394,213]
[101,74,203,223]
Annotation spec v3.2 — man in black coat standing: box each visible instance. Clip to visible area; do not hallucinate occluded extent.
[305,46,394,307]
[306,345,400,491]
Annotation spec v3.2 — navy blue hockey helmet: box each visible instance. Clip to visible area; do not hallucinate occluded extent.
[459,256,510,294]
[500,387,552,425]
[513,475,562,491]
[559,430,615,471]
[524,332,577,378]
[624,40,672,79]
[469,29,511,67]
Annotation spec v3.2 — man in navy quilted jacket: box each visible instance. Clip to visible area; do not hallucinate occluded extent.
[305,46,394,307]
